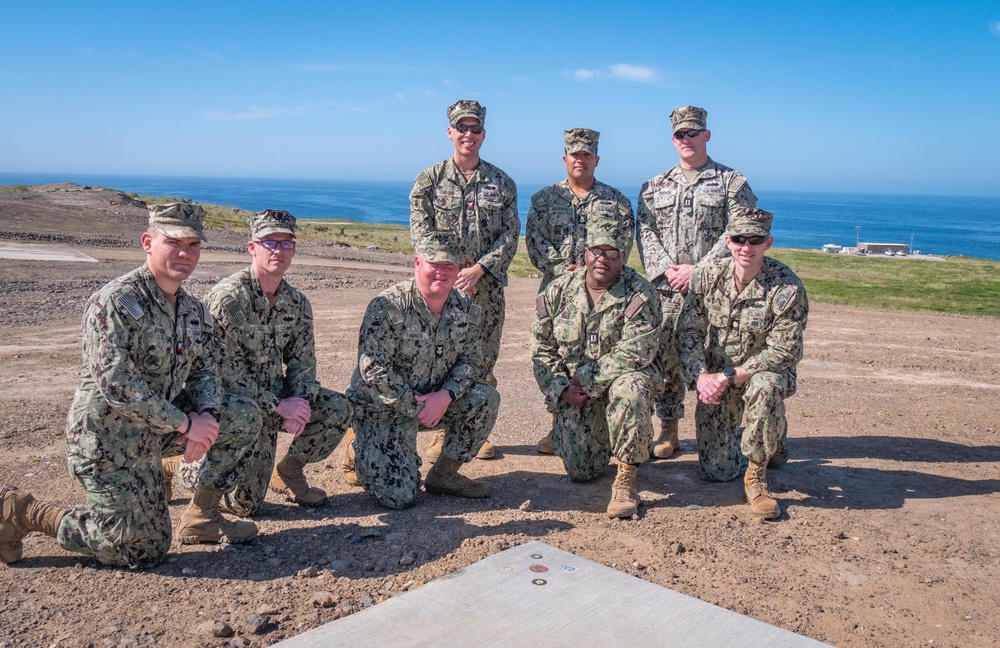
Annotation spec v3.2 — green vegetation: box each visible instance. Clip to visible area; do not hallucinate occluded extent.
[0,184,28,192]
[131,195,998,318]
[768,248,1000,318]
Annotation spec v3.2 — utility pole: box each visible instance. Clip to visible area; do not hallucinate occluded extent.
[856,226,861,252]
[910,230,915,253]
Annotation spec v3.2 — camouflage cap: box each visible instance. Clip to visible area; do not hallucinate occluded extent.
[148,203,208,242]
[249,209,297,238]
[727,208,773,237]
[564,128,600,155]
[670,105,708,133]
[415,231,461,264]
[447,99,486,125]
[586,217,632,252]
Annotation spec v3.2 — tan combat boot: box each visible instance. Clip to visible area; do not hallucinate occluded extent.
[607,463,640,518]
[744,460,780,519]
[270,455,327,506]
[424,456,492,499]
[177,486,258,544]
[535,432,554,455]
[340,428,361,487]
[1,485,67,564]
[161,455,182,502]
[475,440,495,460]
[652,419,680,459]
[424,429,445,464]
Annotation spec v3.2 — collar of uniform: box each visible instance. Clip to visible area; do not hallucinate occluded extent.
[139,263,187,315]
[668,158,719,184]
[247,266,289,307]
[571,266,629,313]
[446,157,485,184]
[723,258,764,302]
[408,277,458,325]
[554,179,607,204]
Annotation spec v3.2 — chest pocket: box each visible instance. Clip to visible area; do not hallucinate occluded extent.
[652,189,677,211]
[140,323,174,375]
[433,187,463,226]
[478,184,505,211]
[400,329,429,364]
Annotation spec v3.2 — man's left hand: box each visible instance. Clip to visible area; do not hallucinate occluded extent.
[455,264,485,295]
[696,372,728,405]
[667,264,694,293]
[415,389,452,428]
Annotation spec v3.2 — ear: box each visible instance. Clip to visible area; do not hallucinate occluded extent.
[704,130,712,143]
[594,155,600,168]
[141,231,153,253]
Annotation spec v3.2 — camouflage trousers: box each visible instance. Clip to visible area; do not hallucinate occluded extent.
[467,272,505,386]
[553,372,654,482]
[695,371,793,482]
[652,288,685,421]
[218,387,352,517]
[57,392,260,569]
[352,383,499,510]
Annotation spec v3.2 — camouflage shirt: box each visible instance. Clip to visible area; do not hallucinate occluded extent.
[531,267,662,411]
[347,278,484,418]
[676,257,808,382]
[203,267,320,412]
[526,179,634,290]
[636,158,757,288]
[66,264,220,461]
[410,157,519,284]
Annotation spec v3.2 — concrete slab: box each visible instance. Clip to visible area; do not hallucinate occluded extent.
[275,541,830,648]
[0,241,97,262]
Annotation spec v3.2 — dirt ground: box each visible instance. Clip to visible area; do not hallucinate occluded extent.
[0,184,998,647]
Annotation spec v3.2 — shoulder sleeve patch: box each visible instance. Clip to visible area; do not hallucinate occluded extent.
[624,293,648,319]
[115,293,143,321]
[385,301,404,326]
[535,294,549,319]
[301,294,313,319]
[222,299,246,328]
[468,302,482,326]
[202,302,213,326]
[775,285,798,313]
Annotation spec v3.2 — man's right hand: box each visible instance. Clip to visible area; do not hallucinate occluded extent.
[181,412,221,462]
[559,378,589,407]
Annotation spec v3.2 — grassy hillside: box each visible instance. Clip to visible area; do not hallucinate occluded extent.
[134,196,1000,318]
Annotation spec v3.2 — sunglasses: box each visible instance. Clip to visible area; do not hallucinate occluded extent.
[451,123,485,134]
[587,247,622,260]
[730,235,768,245]
[253,239,296,250]
[673,129,704,140]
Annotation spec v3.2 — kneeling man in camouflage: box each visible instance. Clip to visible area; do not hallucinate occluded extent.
[531,220,662,518]
[676,208,808,519]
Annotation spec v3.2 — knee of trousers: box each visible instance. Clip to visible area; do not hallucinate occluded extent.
[465,382,501,412]
[742,372,788,406]
[312,388,354,425]
[220,394,264,434]
[59,511,171,569]
[606,373,654,416]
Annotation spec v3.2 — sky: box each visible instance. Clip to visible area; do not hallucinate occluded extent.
[2,1,999,196]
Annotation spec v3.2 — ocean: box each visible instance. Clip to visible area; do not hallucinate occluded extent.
[2,172,998,261]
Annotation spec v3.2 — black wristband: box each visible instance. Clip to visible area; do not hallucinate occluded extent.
[181,414,192,436]
[446,389,456,401]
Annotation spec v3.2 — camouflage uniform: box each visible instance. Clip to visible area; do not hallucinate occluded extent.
[60,264,260,568]
[526,180,634,292]
[347,278,499,509]
[201,267,352,516]
[531,263,662,482]
[676,256,808,482]
[636,108,757,422]
[526,128,634,293]
[409,101,519,384]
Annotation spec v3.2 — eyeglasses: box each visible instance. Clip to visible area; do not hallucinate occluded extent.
[730,235,768,245]
[253,239,296,250]
[451,123,485,134]
[673,129,704,140]
[587,247,622,260]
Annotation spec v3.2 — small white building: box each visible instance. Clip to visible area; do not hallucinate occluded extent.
[821,244,842,253]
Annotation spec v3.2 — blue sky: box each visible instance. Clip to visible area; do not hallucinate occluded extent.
[2,1,998,196]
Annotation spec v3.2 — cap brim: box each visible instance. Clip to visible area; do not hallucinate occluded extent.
[156,226,208,242]
[672,122,703,134]
[566,145,597,155]
[727,228,770,237]
[253,226,296,239]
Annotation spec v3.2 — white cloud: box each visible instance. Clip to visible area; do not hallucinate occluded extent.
[990,21,1000,35]
[568,64,660,85]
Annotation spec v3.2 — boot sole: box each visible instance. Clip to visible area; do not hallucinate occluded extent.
[424,486,491,498]
[268,484,327,507]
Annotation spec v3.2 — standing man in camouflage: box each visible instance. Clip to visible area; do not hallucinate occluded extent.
[531,221,661,518]
[166,209,353,516]
[2,204,260,568]
[636,106,758,460]
[409,99,519,461]
[526,128,634,455]
[346,233,499,510]
[676,208,807,519]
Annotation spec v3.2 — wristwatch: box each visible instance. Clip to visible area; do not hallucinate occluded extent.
[722,367,737,386]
